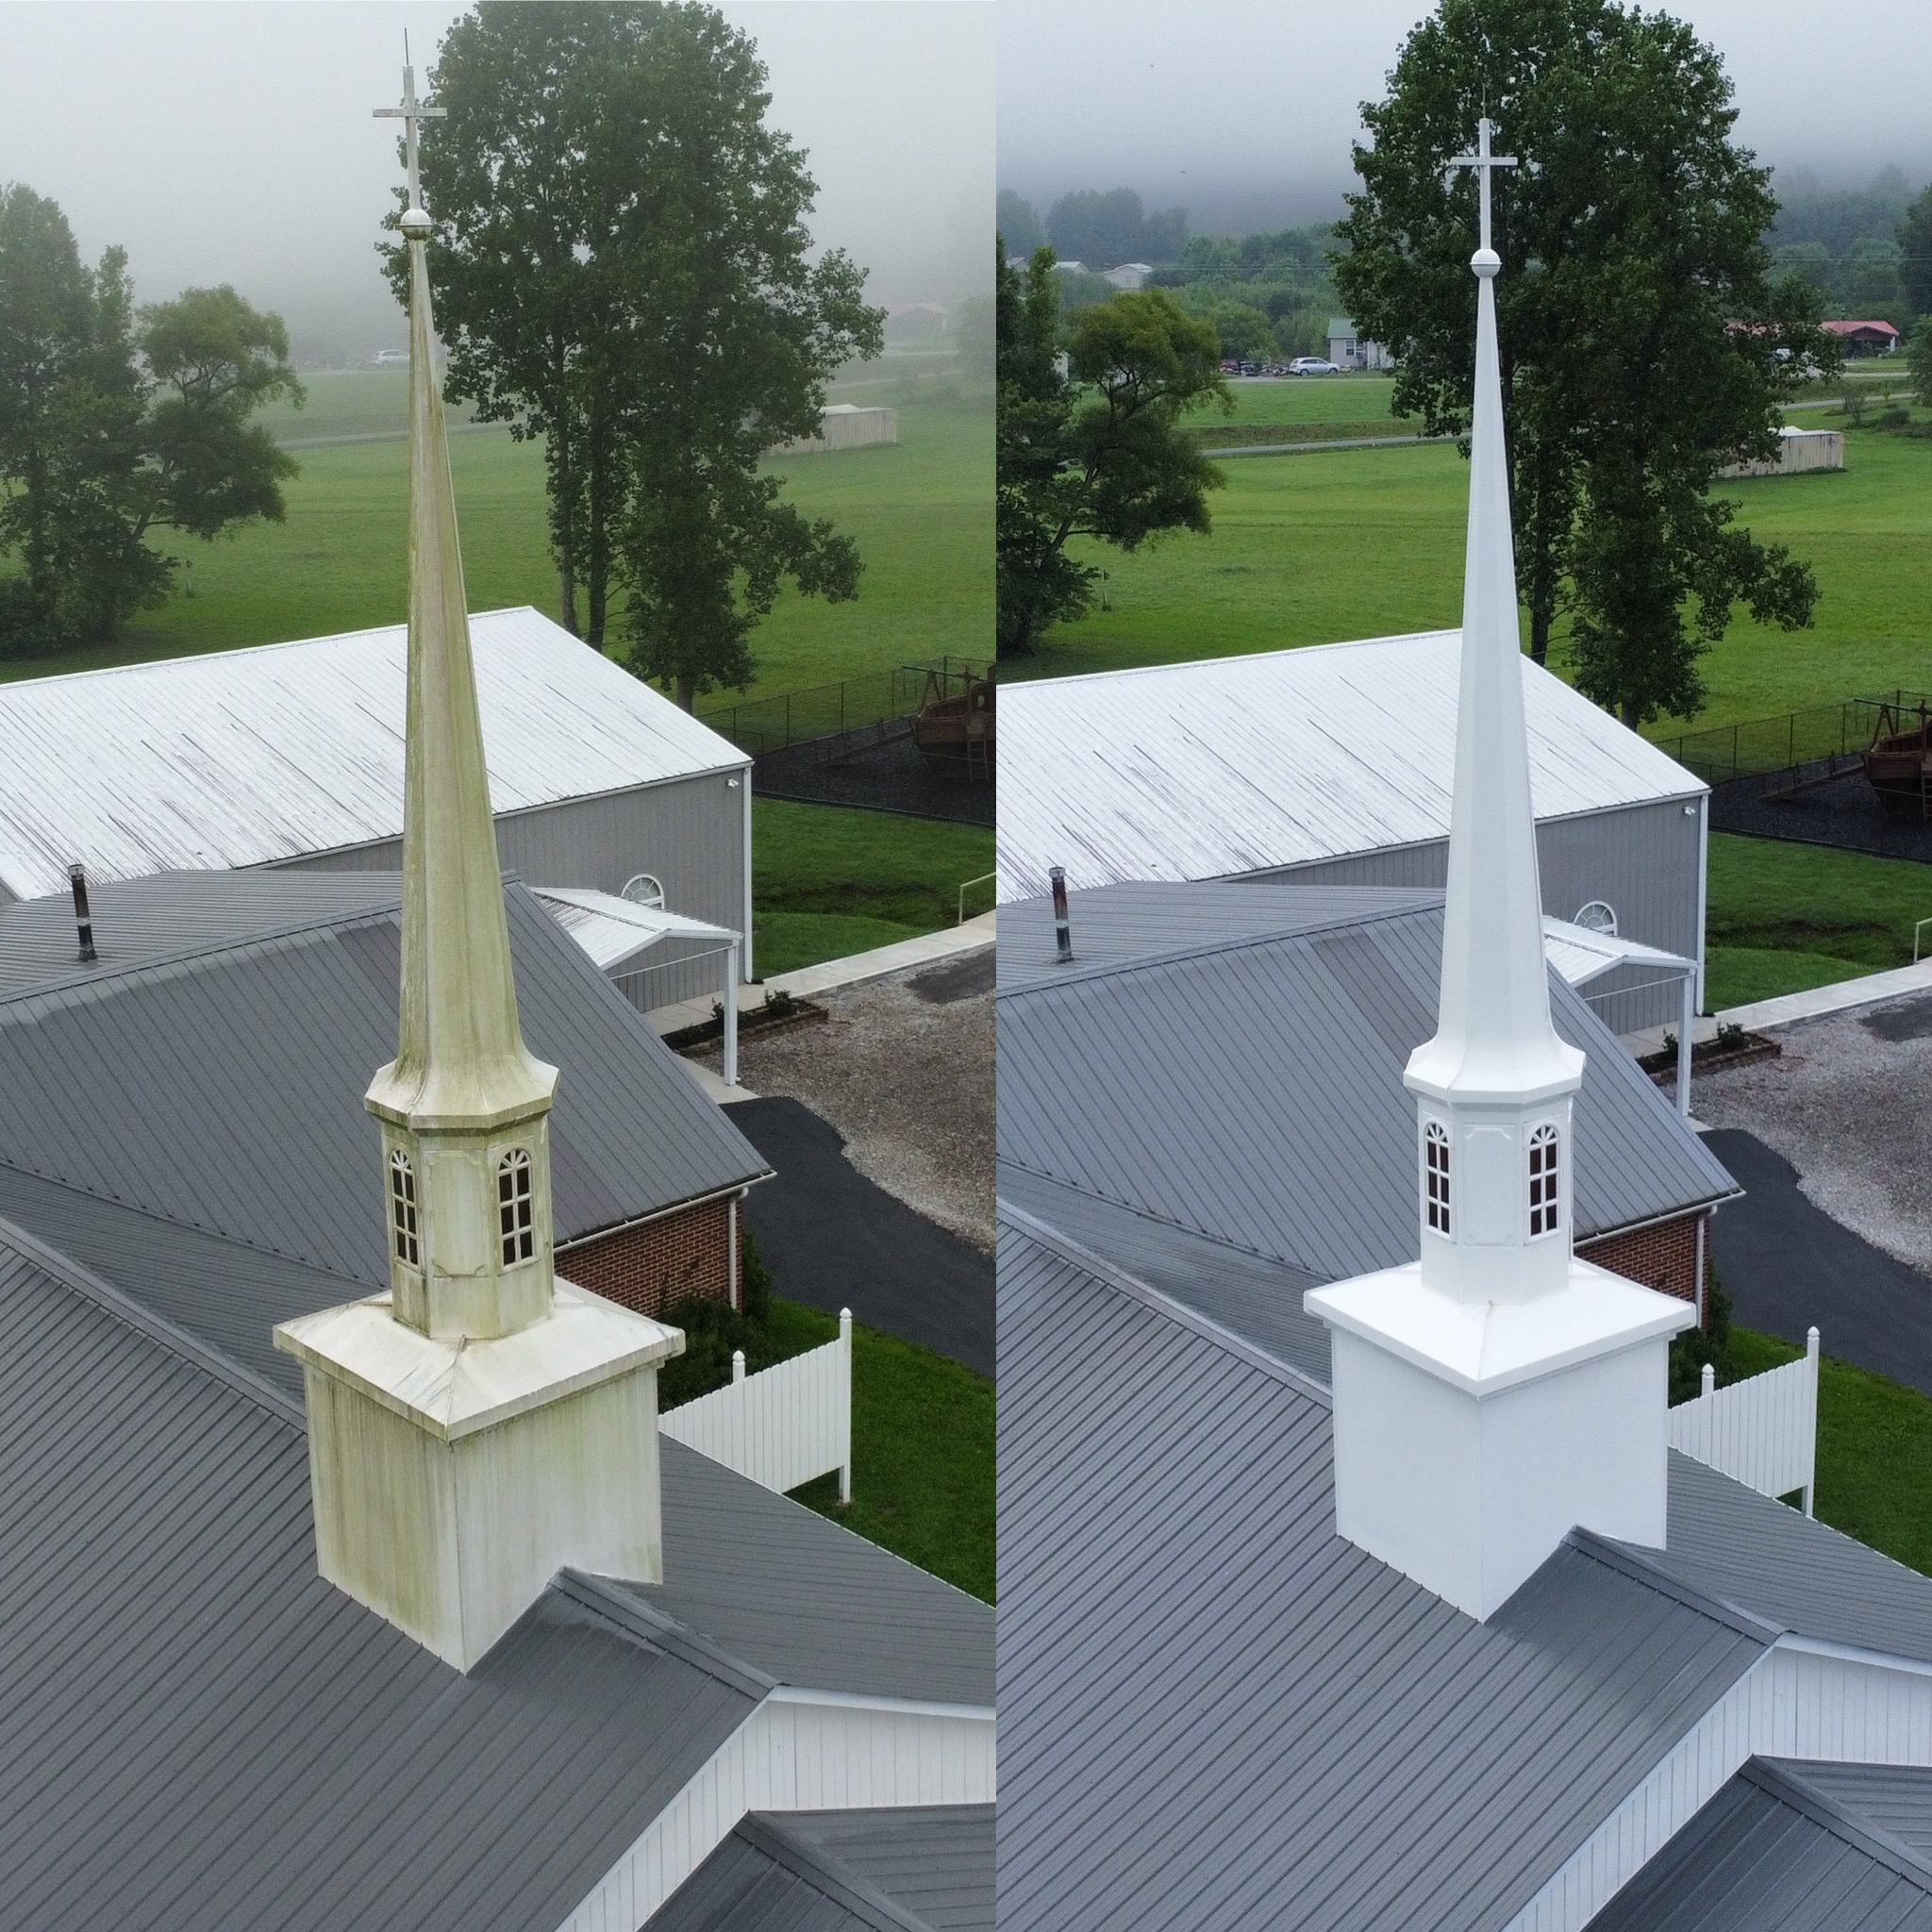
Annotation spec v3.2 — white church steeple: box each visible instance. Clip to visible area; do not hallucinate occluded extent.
[1304,120,1694,1622]
[275,65,682,1672]
[1402,118,1584,1306]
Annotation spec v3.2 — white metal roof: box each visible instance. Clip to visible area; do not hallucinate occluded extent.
[0,607,746,901]
[531,887,737,973]
[1541,916,1693,990]
[997,631,1705,902]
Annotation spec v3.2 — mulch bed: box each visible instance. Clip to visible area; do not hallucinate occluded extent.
[1639,1030,1783,1086]
[665,993,827,1057]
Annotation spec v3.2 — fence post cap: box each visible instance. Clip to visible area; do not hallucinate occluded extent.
[732,1348,745,1382]
[1701,1361,1715,1395]
[1807,1325,1821,1348]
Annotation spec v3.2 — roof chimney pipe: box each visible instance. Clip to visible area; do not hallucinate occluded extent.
[1050,866,1073,964]
[68,864,96,963]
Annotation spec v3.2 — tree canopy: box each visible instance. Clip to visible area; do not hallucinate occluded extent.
[1335,0,1837,725]
[398,1,884,699]
[995,243,1228,658]
[1045,189,1188,270]
[0,184,300,657]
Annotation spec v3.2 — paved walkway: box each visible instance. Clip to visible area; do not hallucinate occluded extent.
[1201,432,1453,458]
[726,1096,993,1378]
[1722,958,1932,1034]
[1707,1127,1932,1399]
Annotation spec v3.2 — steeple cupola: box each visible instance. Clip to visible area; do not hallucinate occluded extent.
[275,63,682,1672]
[1304,120,1694,1623]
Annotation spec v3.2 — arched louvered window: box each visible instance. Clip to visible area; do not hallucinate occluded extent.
[498,1149,535,1264]
[1424,1122,1451,1234]
[389,1150,419,1265]
[1528,1124,1561,1238]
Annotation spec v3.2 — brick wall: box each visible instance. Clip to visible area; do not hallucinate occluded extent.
[558,1194,736,1320]
[1577,1211,1705,1320]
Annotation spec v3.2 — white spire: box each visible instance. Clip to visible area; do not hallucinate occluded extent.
[1403,119,1583,1302]
[373,53,444,219]
[1303,119,1694,1622]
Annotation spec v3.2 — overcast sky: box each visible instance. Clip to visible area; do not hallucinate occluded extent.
[0,1,991,363]
[999,0,1932,234]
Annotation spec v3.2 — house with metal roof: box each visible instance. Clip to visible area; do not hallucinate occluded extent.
[0,602,755,998]
[998,628,1709,1032]
[0,93,991,1931]
[996,140,1924,1931]
[998,879,1736,1326]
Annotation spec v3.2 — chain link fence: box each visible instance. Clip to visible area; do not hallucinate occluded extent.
[697,658,985,758]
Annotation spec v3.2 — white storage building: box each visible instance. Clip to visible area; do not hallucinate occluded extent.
[999,631,1710,1029]
[0,605,755,991]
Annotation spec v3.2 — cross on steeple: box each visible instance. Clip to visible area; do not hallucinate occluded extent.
[1445,114,1517,257]
[374,57,445,212]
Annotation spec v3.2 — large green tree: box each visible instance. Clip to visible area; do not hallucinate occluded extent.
[996,244,1228,658]
[1335,0,1836,724]
[402,2,883,697]
[1899,181,1932,318]
[0,185,300,656]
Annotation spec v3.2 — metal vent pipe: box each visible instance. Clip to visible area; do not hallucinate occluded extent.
[68,863,96,962]
[1050,865,1073,964]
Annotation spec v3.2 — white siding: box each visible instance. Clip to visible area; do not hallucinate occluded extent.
[555,1690,996,1932]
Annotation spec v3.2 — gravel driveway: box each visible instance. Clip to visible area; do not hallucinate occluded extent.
[1694,991,1932,1274]
[697,946,995,1253]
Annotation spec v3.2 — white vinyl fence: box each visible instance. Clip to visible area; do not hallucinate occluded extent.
[660,1308,852,1502]
[1667,1325,1819,1516]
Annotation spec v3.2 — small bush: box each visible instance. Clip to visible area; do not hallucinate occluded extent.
[657,1228,781,1407]
[1669,1266,1735,1405]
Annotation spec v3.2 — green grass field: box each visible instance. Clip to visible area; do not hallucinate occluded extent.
[1732,1326,1932,1580]
[752,797,993,977]
[1,386,990,703]
[1009,405,1932,741]
[1704,831,1932,1009]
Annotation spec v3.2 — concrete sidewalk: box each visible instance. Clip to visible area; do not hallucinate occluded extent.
[1720,958,1932,1035]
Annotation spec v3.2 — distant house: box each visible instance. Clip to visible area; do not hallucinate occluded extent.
[1326,316,1394,371]
[1050,258,1088,275]
[1102,261,1152,291]
[1823,318,1901,356]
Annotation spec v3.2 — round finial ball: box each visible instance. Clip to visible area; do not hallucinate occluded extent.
[401,207,432,242]
[1471,246,1501,277]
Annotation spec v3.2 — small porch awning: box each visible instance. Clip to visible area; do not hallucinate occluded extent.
[532,887,738,974]
[1541,916,1695,990]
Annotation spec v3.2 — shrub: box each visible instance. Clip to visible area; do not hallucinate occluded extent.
[1669,1265,1736,1404]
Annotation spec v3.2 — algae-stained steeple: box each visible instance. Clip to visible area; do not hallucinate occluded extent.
[362,107,559,1341]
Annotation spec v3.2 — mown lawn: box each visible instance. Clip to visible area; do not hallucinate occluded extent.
[1007,407,1932,740]
[0,388,991,702]
[1732,1325,1932,1579]
[751,796,993,977]
[1705,831,1932,1010]
[666,1292,994,1604]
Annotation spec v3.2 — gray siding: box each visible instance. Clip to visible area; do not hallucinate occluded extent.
[1236,795,1703,1031]
[276,770,748,1000]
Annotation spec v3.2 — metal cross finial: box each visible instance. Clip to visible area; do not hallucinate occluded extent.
[1445,115,1518,257]
[374,61,446,213]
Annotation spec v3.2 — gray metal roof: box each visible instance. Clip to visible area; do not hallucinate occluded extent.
[996,631,1705,903]
[0,876,768,1304]
[0,867,408,994]
[997,882,1737,1285]
[1585,1759,1932,1930]
[996,1208,1771,1932]
[0,606,745,901]
[625,1439,995,1708]
[0,1213,989,1928]
[646,1809,994,1931]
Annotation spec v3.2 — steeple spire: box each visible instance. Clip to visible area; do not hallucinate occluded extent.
[363,62,558,1338]
[1402,121,1583,1304]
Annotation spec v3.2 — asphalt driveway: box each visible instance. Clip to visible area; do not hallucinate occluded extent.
[1706,1126,1932,1399]
[726,1095,994,1380]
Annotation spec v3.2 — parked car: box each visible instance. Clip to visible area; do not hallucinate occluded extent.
[1289,358,1341,375]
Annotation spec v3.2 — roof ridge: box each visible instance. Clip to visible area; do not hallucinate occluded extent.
[1002,628,1462,691]
[996,891,1444,998]
[548,1571,777,1700]
[0,1209,306,1431]
[0,898,403,1008]
[0,1154,381,1291]
[1744,1757,1932,1891]
[998,1199,1332,1406]
[1566,1526,1786,1646]
[0,605,542,695]
[737,1813,934,1931]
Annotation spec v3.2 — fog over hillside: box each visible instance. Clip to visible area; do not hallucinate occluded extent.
[0,1,991,366]
[999,0,1932,238]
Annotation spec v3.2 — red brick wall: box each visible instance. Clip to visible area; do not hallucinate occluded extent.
[1577,1211,1705,1319]
[558,1195,735,1320]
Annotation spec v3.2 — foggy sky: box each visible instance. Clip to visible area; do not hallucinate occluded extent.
[0,1,991,364]
[999,0,1932,235]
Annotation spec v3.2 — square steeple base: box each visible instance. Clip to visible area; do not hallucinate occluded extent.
[1306,1257,1695,1621]
[275,1280,682,1671]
